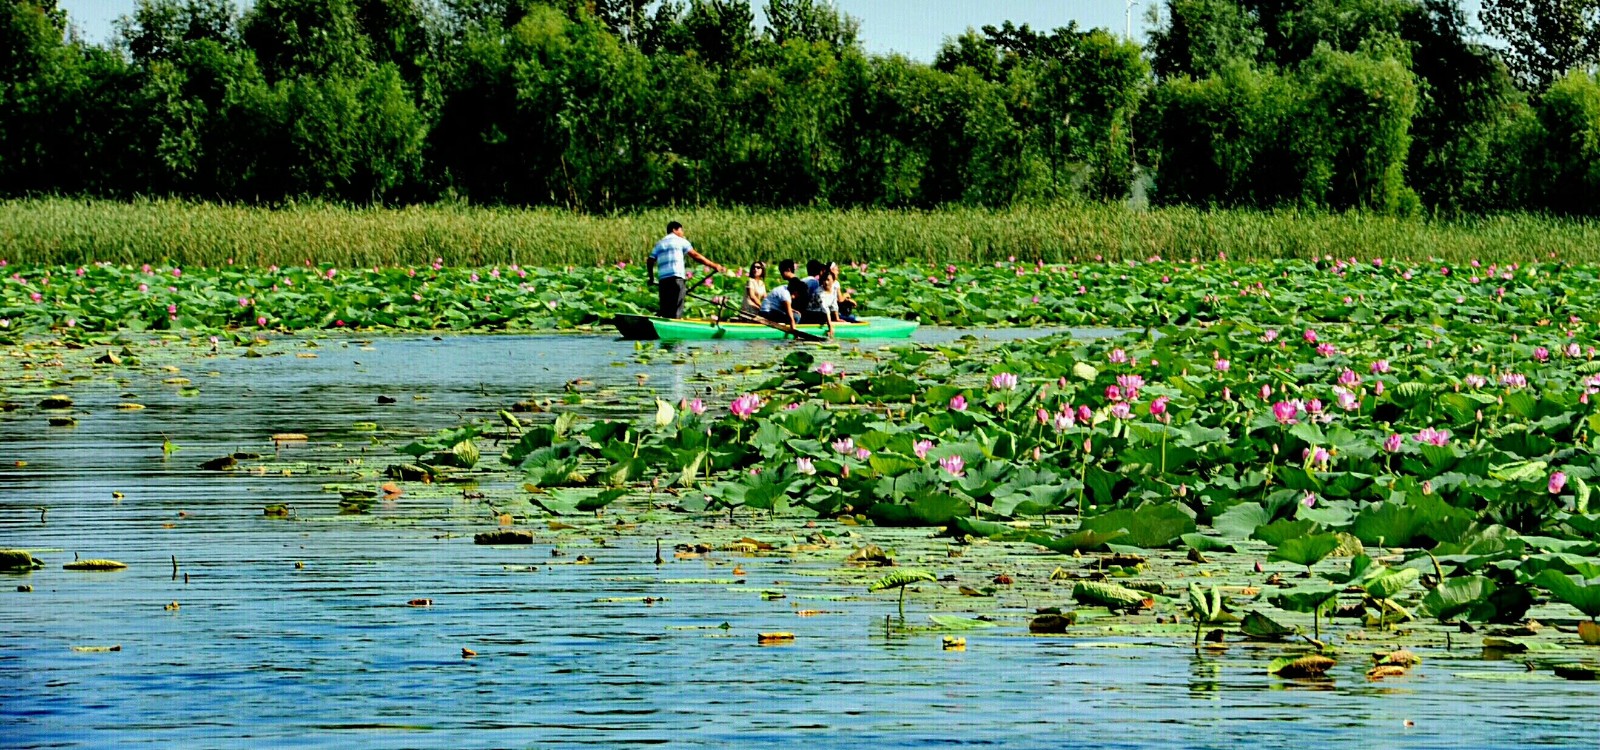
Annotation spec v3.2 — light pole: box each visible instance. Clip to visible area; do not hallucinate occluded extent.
[1125,0,1138,41]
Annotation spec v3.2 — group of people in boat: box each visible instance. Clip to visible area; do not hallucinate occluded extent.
[647,221,858,336]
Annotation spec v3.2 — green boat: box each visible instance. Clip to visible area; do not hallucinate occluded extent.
[613,314,919,341]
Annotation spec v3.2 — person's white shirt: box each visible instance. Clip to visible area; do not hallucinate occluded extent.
[760,286,793,313]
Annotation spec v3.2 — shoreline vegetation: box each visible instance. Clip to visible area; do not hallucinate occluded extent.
[3,199,1598,267]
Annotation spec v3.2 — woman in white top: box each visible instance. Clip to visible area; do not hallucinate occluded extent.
[828,262,859,322]
[816,266,841,323]
[740,261,767,318]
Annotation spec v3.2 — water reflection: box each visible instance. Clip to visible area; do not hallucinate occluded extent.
[0,333,1595,748]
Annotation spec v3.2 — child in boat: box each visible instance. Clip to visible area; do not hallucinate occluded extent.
[821,263,859,323]
[739,261,767,318]
[816,265,842,325]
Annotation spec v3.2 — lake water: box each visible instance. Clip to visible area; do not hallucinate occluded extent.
[2,332,1595,748]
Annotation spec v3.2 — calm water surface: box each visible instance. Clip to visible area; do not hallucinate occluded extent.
[1,332,1594,748]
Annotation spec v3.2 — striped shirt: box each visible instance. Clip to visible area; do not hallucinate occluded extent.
[650,234,693,279]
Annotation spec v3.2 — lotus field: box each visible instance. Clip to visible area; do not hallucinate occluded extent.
[0,255,1594,335]
[10,253,1600,684]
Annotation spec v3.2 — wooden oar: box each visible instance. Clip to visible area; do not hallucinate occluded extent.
[685,278,826,342]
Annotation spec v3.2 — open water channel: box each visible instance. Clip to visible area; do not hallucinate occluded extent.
[2,332,1595,748]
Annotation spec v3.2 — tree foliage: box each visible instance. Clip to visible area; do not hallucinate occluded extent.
[1480,0,1600,91]
[0,0,1593,216]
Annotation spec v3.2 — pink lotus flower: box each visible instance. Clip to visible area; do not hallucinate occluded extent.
[795,457,815,475]
[939,455,965,477]
[256,316,268,326]
[172,268,182,278]
[1036,408,1050,426]
[138,283,148,293]
[1500,373,1527,388]
[1260,384,1273,400]
[1307,399,1323,414]
[1262,329,1279,342]
[30,292,41,302]
[239,297,251,307]
[1149,395,1170,416]
[688,398,706,415]
[729,394,762,420]
[325,268,336,279]
[1464,374,1487,389]
[949,394,967,412]
[1077,405,1092,423]
[1373,381,1385,396]
[1108,348,1129,364]
[1335,389,1358,411]
[1301,491,1317,508]
[1383,433,1402,452]
[991,372,1018,390]
[1549,471,1567,494]
[166,304,177,314]
[1414,427,1450,447]
[470,272,480,283]
[1272,401,1300,424]
[855,447,872,461]
[75,267,85,276]
[1402,270,1413,280]
[816,362,836,376]
[1303,446,1329,466]
[1303,329,1318,343]
[1337,369,1360,387]
[1566,343,1582,358]
[1215,359,1230,372]
[914,440,933,459]
[1109,403,1132,420]
[1053,411,1075,432]
[832,438,855,454]
[1116,374,1145,392]
[1106,385,1123,402]
[1316,343,1338,357]
[1534,347,1550,362]
[334,320,346,327]
[1371,360,1390,374]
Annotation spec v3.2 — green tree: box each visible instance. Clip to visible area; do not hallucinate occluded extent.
[1530,71,1600,213]
[116,0,237,64]
[648,0,756,68]
[1295,46,1419,212]
[1481,0,1600,91]
[242,0,370,81]
[763,0,858,50]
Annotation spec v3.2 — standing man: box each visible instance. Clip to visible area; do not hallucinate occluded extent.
[646,221,724,319]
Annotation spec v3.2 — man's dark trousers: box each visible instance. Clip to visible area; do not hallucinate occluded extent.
[658,277,687,318]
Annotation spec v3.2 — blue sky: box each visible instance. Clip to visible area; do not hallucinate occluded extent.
[58,0,1144,59]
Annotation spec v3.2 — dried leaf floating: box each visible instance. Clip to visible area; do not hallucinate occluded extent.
[63,559,128,571]
[1268,654,1336,678]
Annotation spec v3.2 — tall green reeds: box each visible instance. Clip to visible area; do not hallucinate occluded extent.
[1,198,1595,266]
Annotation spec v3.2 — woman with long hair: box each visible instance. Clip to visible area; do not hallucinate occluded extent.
[740,261,767,318]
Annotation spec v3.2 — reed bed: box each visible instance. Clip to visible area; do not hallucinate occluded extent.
[2,198,1596,266]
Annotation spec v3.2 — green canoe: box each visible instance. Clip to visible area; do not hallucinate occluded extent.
[613,315,918,341]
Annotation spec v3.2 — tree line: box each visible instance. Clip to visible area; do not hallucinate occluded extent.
[0,0,1596,215]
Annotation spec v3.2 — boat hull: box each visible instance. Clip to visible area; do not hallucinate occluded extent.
[613,315,918,341]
